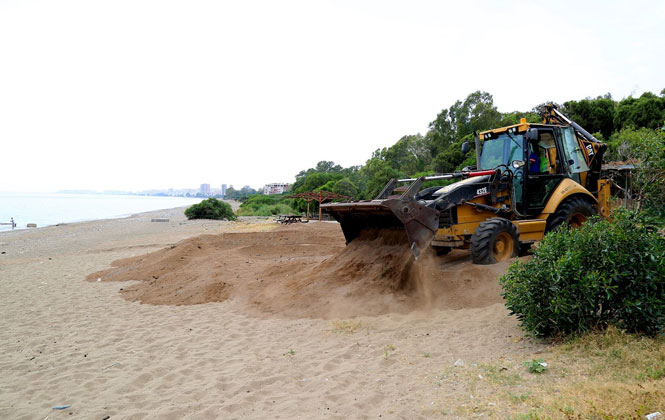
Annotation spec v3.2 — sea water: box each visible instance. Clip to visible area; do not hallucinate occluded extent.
[0,192,204,232]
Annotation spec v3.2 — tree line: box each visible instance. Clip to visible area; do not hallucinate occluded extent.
[237,89,665,216]
[287,90,665,211]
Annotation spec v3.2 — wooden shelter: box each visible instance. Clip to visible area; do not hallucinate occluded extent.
[286,191,350,221]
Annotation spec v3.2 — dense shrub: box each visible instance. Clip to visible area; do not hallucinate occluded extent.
[236,195,296,216]
[185,198,236,221]
[253,204,294,217]
[501,210,665,337]
[237,195,276,216]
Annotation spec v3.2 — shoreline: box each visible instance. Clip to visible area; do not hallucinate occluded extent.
[0,206,189,237]
[0,193,219,235]
[0,199,241,236]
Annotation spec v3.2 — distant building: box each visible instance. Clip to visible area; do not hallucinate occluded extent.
[200,183,211,196]
[221,184,227,197]
[263,182,290,195]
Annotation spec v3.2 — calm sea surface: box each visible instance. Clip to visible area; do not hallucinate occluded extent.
[0,193,203,232]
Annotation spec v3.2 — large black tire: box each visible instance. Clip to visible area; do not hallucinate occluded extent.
[546,196,596,233]
[470,218,519,265]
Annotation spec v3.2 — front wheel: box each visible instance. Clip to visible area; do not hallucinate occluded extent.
[546,196,596,232]
[470,218,519,264]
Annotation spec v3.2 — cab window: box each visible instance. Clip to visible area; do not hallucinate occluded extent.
[479,133,524,171]
[560,127,590,174]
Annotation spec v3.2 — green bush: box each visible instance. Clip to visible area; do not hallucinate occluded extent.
[236,195,296,217]
[237,195,276,216]
[240,195,277,211]
[501,209,665,337]
[253,204,294,217]
[185,198,236,221]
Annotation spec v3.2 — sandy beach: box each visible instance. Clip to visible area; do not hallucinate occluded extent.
[0,208,545,419]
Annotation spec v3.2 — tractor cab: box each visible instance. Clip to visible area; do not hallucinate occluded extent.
[478,120,594,217]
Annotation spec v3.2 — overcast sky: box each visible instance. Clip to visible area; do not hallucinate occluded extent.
[1,0,663,192]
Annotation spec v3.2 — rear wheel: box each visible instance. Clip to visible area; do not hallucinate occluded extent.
[546,196,596,232]
[470,218,519,264]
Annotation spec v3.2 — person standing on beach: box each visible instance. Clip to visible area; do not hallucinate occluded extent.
[10,217,15,229]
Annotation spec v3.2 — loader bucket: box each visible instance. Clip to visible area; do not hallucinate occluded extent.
[321,199,439,260]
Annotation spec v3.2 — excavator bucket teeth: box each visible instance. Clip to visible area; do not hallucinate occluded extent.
[321,199,440,260]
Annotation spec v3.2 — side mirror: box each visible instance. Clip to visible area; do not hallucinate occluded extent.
[525,128,539,142]
[461,141,471,155]
[512,160,525,169]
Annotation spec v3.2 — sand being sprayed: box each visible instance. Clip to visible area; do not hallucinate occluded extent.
[88,223,510,319]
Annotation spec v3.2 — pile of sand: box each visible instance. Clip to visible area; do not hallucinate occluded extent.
[88,223,509,319]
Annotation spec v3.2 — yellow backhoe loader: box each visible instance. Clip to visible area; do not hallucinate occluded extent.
[321,105,611,264]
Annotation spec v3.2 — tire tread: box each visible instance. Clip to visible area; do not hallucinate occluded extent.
[470,218,519,264]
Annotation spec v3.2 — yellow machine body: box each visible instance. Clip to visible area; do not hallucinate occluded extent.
[323,105,610,264]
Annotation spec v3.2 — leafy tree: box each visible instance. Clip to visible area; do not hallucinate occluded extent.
[223,187,261,201]
[359,156,403,199]
[431,135,475,173]
[499,111,540,126]
[427,108,456,154]
[314,160,343,173]
[185,198,236,221]
[381,134,431,176]
[607,128,665,215]
[332,178,358,197]
[455,91,503,138]
[614,92,665,131]
[428,91,502,157]
[562,95,616,138]
[292,161,345,193]
[293,172,342,193]
[314,180,337,193]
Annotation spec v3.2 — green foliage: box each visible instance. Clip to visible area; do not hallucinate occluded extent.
[614,92,665,131]
[428,91,502,156]
[252,204,294,217]
[524,359,548,374]
[332,178,358,197]
[562,95,616,139]
[239,195,277,210]
[501,210,665,337]
[314,180,337,193]
[607,127,665,216]
[224,186,262,201]
[292,160,344,191]
[237,194,295,216]
[379,134,431,175]
[185,198,237,221]
[500,111,541,126]
[359,155,403,199]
